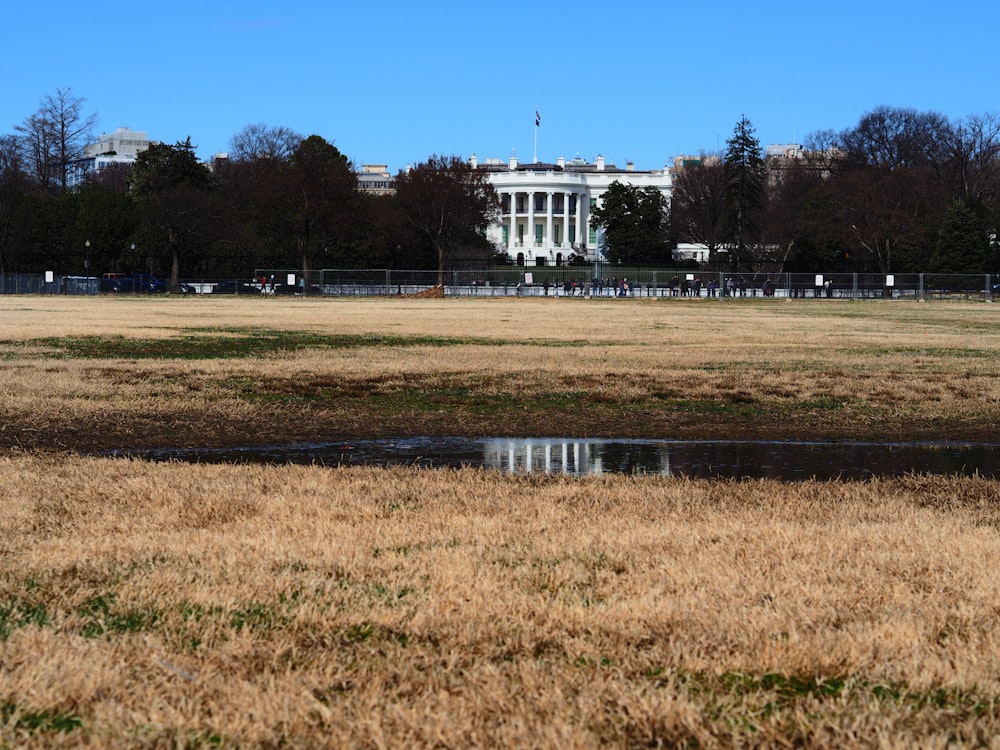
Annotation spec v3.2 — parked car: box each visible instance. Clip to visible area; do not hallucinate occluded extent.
[100,273,167,293]
[211,280,262,295]
[99,273,127,292]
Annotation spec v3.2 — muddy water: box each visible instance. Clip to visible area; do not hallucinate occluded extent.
[117,437,1000,480]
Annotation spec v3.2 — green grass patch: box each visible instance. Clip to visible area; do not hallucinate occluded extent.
[0,598,51,641]
[1,702,82,734]
[78,593,160,637]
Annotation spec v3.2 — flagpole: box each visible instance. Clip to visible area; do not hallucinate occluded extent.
[533,109,539,163]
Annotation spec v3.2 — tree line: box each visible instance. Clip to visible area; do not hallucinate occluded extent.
[2,89,999,283]
[664,110,1000,274]
[0,89,499,289]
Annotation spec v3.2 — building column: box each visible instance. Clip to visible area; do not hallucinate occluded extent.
[508,191,516,251]
[545,191,554,256]
[575,192,584,250]
[562,191,570,249]
[527,192,535,256]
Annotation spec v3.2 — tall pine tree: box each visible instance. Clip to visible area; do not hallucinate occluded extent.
[721,115,766,265]
[929,199,990,273]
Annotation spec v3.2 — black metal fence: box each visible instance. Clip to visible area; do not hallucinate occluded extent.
[4,268,999,302]
[255,269,1000,301]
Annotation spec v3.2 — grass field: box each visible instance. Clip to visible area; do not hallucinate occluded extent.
[2,295,1000,747]
[1,294,999,450]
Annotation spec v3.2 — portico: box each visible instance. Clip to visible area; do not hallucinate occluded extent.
[472,153,672,266]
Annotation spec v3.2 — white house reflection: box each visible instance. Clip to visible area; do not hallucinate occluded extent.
[117,437,1000,480]
[482,438,673,476]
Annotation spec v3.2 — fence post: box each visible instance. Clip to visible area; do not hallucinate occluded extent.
[919,273,924,301]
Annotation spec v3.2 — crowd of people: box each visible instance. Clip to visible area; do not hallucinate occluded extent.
[528,276,782,298]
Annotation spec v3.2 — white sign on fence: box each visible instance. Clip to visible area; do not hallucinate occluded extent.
[886,275,895,287]
[45,271,54,283]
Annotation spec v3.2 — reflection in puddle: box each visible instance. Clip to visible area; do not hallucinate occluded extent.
[115,437,1000,480]
[483,439,672,475]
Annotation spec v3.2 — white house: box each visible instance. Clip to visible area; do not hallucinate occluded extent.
[473,153,672,266]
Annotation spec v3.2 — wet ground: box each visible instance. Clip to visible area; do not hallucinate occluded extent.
[106,437,1000,480]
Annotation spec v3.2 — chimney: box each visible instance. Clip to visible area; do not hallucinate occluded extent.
[626,161,635,171]
[557,155,565,168]
[509,155,518,170]
[596,155,605,171]
[469,153,478,169]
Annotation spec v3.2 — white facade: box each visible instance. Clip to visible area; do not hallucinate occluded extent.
[84,127,156,159]
[67,127,158,189]
[357,164,396,195]
[474,153,672,266]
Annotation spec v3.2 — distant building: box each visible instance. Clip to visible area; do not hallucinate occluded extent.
[764,143,842,185]
[473,153,672,266]
[84,127,156,160]
[357,164,396,195]
[67,127,158,189]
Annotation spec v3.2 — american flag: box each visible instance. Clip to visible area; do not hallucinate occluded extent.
[535,110,540,127]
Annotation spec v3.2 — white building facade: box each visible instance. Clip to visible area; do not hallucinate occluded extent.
[67,127,158,189]
[473,153,672,266]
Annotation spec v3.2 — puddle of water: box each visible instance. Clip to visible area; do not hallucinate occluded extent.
[112,437,1000,480]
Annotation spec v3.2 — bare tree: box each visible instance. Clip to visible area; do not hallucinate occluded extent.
[15,87,97,192]
[668,154,725,258]
[394,155,499,286]
[229,123,303,163]
[829,167,946,273]
[839,105,951,172]
[941,112,1000,205]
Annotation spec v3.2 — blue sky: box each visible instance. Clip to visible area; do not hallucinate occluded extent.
[4,0,998,173]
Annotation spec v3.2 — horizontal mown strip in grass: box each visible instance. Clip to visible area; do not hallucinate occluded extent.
[9,327,599,360]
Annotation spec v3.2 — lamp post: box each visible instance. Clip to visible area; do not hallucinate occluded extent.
[84,240,91,276]
[130,243,136,274]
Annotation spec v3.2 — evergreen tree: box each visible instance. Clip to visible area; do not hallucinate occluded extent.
[929,199,990,273]
[589,181,671,264]
[721,115,766,264]
[129,138,217,290]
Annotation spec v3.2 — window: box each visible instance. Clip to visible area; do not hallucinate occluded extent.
[535,224,543,245]
[502,226,509,245]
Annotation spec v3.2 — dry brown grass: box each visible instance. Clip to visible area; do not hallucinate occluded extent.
[1,295,999,450]
[2,455,1000,747]
[2,296,1000,746]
